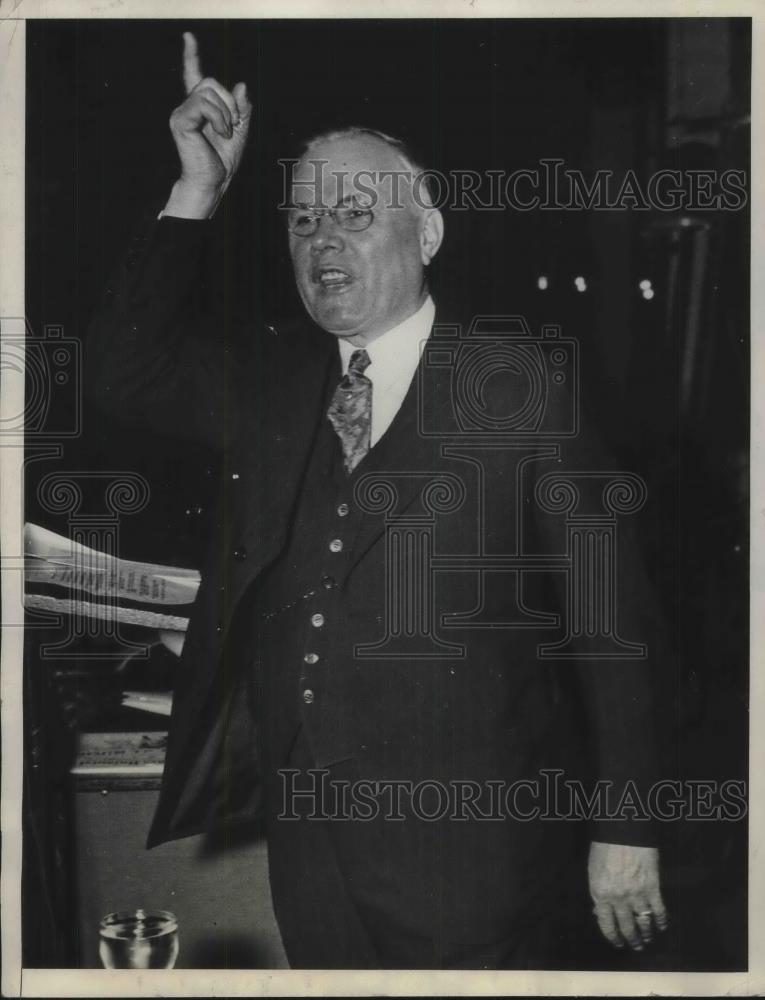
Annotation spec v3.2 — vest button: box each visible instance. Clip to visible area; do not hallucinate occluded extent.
[321,575,335,590]
[233,546,247,561]
[311,613,325,628]
[304,652,319,664]
[302,689,315,705]
[329,538,343,553]
[337,503,349,517]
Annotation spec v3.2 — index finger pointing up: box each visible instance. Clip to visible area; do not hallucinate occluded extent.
[182,31,203,94]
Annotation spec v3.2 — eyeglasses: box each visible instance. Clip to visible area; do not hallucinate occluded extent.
[287,205,374,237]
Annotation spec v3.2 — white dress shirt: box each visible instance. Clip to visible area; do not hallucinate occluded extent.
[337,296,435,447]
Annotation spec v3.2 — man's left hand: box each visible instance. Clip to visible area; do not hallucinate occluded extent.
[588,841,668,951]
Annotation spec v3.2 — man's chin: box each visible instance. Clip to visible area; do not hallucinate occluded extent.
[306,300,366,337]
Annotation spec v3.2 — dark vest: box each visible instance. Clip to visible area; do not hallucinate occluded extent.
[251,358,371,779]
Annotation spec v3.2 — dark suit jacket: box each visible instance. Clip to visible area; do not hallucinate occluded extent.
[85,209,664,947]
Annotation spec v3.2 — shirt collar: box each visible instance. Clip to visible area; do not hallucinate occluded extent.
[337,296,435,391]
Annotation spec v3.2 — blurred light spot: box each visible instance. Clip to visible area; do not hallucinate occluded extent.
[574,276,587,292]
[642,288,655,300]
[537,275,548,290]
[639,279,652,290]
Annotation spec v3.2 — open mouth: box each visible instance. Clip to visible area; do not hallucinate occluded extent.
[313,266,353,290]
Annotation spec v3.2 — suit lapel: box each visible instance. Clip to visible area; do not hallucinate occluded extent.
[232,310,462,582]
[235,324,337,575]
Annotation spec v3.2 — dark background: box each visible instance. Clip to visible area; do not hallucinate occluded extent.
[24,18,749,970]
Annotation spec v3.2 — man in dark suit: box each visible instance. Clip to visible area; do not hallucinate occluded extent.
[86,33,668,969]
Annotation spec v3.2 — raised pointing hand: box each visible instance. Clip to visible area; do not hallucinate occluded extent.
[164,31,252,218]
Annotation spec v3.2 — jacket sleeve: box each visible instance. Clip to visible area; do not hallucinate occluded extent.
[84,206,227,449]
[533,385,667,848]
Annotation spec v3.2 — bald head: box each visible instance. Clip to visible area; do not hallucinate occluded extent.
[293,131,430,219]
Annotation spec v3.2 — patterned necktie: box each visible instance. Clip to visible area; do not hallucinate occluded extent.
[327,348,372,474]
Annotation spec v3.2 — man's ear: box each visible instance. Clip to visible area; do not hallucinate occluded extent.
[420,208,444,265]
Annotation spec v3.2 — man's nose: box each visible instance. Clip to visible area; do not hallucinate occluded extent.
[309,214,345,252]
